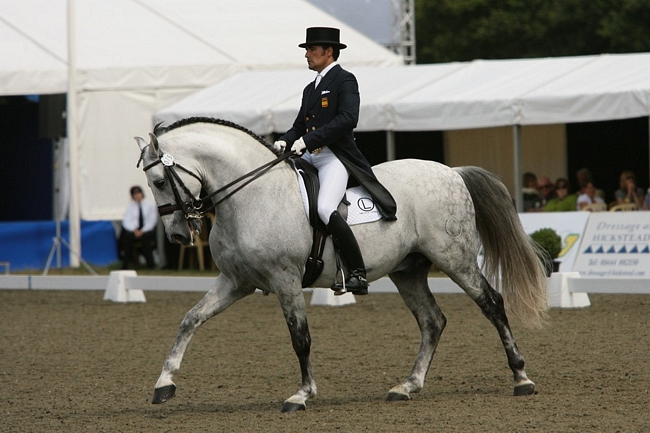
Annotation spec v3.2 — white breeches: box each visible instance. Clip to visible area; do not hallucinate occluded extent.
[301,147,349,225]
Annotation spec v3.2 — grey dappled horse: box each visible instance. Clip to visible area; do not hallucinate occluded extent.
[135,118,548,413]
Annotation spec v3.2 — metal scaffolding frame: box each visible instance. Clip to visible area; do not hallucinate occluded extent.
[390,0,416,65]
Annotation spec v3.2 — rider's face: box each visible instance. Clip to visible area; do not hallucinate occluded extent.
[305,46,332,73]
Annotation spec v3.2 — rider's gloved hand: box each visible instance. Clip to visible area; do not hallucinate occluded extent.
[290,138,307,156]
[273,140,286,153]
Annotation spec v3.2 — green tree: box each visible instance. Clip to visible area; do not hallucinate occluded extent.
[416,0,650,63]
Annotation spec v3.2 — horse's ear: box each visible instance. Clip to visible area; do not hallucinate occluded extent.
[134,136,148,151]
[149,133,160,155]
[153,122,164,136]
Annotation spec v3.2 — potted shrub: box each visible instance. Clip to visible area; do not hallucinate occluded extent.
[530,228,562,276]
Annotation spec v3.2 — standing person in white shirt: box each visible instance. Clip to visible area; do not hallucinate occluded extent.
[118,185,158,269]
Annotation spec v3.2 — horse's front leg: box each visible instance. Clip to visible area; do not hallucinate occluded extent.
[152,275,254,404]
[275,287,316,413]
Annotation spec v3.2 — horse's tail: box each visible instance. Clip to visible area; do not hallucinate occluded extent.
[455,166,548,329]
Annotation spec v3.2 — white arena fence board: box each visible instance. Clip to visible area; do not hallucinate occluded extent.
[0,275,644,295]
[0,275,211,292]
[568,277,649,294]
[0,275,109,290]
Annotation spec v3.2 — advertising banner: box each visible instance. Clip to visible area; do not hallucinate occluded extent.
[572,212,650,278]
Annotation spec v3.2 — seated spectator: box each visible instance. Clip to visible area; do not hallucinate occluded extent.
[614,170,644,208]
[536,176,556,210]
[575,167,605,201]
[545,178,577,212]
[577,180,605,211]
[118,185,158,269]
[522,172,544,212]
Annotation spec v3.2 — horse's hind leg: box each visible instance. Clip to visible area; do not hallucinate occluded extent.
[152,275,255,404]
[452,270,536,396]
[386,254,447,401]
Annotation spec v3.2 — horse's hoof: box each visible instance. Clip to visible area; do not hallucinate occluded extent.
[280,401,306,413]
[514,382,536,396]
[152,384,176,404]
[385,392,410,402]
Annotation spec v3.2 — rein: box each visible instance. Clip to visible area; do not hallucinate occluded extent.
[142,150,293,219]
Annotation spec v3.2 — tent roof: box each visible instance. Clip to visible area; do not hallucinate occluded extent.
[156,52,650,132]
[0,0,401,95]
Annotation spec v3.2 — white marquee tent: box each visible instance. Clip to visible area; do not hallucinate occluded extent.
[157,52,650,133]
[0,0,401,220]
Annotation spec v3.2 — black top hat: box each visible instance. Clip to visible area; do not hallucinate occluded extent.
[299,27,347,49]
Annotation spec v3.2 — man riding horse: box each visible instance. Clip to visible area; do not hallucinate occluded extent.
[273,27,397,296]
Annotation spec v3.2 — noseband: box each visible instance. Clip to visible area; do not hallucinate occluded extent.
[140,148,292,220]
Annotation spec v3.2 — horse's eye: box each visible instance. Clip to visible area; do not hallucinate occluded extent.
[153,179,165,188]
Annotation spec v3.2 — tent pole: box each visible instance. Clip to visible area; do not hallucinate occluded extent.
[67,0,81,267]
[513,124,523,212]
[386,131,396,161]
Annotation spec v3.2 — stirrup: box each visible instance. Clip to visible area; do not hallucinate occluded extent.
[331,270,368,296]
[332,253,347,296]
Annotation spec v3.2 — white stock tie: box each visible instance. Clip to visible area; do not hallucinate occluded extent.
[315,73,322,88]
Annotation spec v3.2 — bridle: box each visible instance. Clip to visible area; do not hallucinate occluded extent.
[140,147,292,220]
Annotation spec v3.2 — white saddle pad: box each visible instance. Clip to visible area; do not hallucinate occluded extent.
[295,167,382,226]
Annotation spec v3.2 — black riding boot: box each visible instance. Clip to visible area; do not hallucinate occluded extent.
[327,211,368,295]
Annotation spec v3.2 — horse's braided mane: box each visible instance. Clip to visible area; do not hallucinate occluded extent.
[154,117,273,149]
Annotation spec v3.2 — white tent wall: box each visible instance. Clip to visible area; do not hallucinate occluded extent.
[2,0,401,94]
[0,2,67,96]
[519,54,650,125]
[77,88,208,220]
[155,69,317,135]
[387,56,597,131]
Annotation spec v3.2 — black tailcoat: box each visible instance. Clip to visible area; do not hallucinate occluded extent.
[279,64,397,220]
